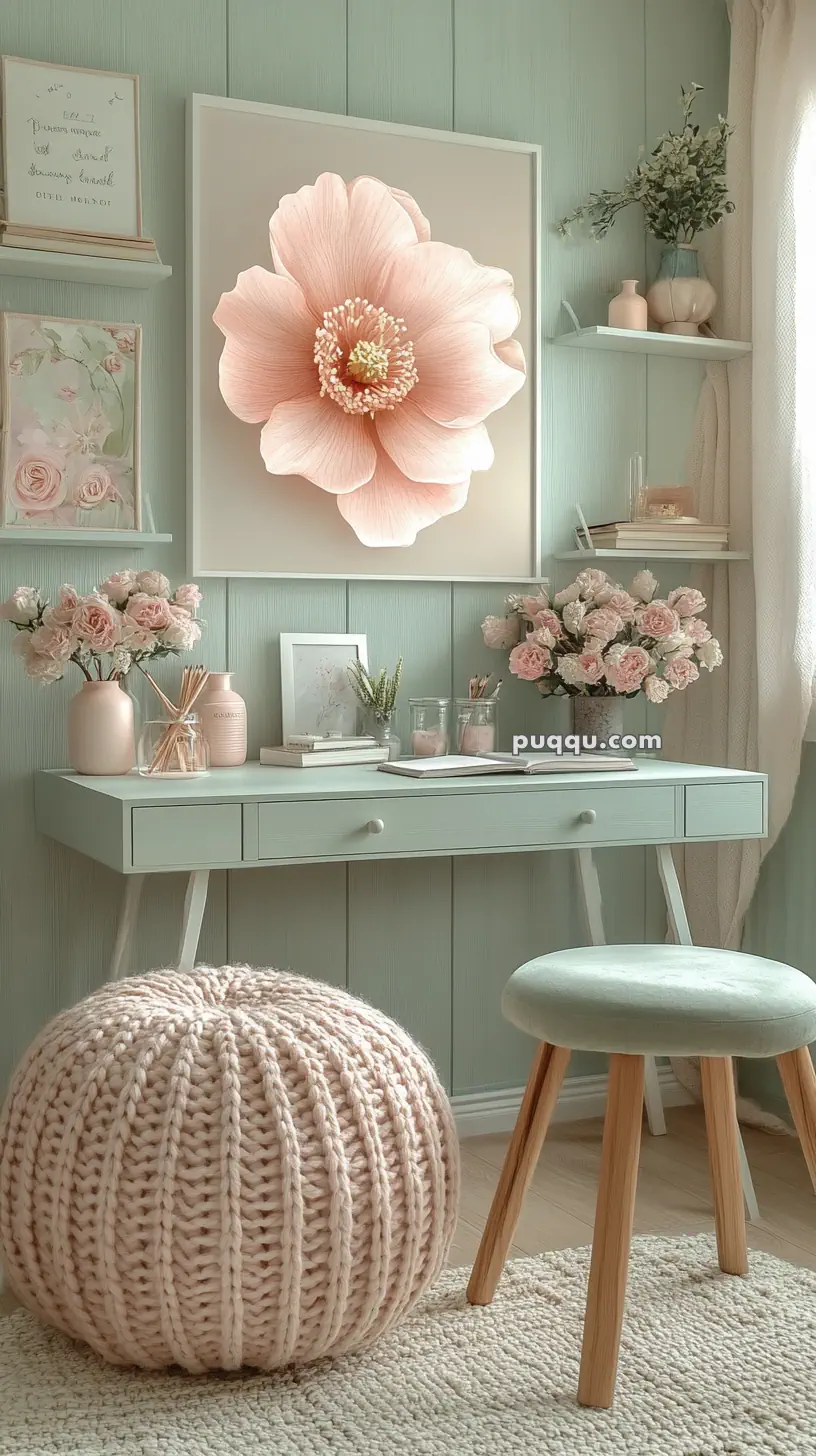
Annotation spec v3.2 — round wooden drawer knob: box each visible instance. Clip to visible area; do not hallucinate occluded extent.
[578,809,597,824]
[367,818,385,834]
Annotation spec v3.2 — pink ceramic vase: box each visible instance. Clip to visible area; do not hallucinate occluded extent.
[67,680,135,776]
[198,671,247,766]
[608,280,648,330]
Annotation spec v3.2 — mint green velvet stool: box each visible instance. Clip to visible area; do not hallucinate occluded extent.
[467,944,816,1410]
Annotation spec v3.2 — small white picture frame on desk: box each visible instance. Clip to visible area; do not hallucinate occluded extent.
[280,632,369,743]
[1,55,142,239]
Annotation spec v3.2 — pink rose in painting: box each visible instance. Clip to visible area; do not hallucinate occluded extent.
[10,450,67,513]
[604,644,651,693]
[173,583,204,615]
[636,601,681,639]
[663,655,700,691]
[161,605,202,651]
[58,385,78,403]
[644,673,671,703]
[73,595,119,652]
[581,607,623,646]
[99,570,138,605]
[213,172,526,547]
[509,642,551,680]
[111,329,136,355]
[0,586,40,624]
[9,356,24,376]
[102,352,124,374]
[557,650,605,687]
[126,592,172,632]
[74,465,116,509]
[668,586,706,618]
[135,570,171,598]
[482,613,520,649]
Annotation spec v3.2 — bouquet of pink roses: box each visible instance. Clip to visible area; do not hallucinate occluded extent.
[482,567,722,702]
[0,569,204,686]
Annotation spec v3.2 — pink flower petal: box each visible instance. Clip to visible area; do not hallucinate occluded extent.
[381,241,522,344]
[351,178,431,243]
[269,173,417,318]
[375,401,493,484]
[214,267,316,422]
[412,321,526,428]
[494,337,526,374]
[260,396,376,494]
[336,448,469,546]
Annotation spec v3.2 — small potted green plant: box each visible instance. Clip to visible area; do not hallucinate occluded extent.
[558,85,734,336]
[348,657,404,760]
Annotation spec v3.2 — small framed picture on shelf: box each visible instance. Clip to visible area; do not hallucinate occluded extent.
[279,632,369,743]
[0,55,142,240]
[0,311,141,532]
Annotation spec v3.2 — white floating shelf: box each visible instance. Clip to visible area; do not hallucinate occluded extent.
[551,326,751,361]
[0,248,172,289]
[555,548,749,562]
[0,530,172,547]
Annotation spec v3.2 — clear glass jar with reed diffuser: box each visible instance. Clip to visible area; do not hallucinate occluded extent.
[137,664,211,777]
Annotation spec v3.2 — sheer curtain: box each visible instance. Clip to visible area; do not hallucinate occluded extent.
[665,0,816,949]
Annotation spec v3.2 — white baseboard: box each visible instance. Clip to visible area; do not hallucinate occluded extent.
[453,1065,692,1139]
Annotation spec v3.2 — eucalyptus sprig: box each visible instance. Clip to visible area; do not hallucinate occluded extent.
[348,657,403,723]
[557,85,734,245]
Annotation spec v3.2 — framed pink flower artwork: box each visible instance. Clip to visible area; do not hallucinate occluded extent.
[0,312,141,532]
[189,95,540,581]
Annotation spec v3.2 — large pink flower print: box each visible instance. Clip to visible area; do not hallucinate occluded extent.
[213,173,526,547]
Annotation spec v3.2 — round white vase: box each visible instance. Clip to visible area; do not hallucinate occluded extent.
[646,244,717,336]
[67,680,135,776]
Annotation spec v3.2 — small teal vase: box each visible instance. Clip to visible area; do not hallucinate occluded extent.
[647,244,717,336]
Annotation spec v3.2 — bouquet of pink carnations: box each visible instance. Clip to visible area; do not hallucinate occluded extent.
[482,567,722,702]
[0,569,204,685]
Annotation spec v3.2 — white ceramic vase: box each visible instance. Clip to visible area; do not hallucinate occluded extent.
[67,680,135,776]
[608,280,647,330]
[646,244,717,336]
[197,671,247,766]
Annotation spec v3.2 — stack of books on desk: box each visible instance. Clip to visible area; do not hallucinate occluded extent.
[580,520,729,554]
[0,218,163,265]
[260,735,388,768]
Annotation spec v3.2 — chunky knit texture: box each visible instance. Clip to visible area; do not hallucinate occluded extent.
[0,965,459,1372]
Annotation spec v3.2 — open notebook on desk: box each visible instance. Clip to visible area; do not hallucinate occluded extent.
[378,753,636,778]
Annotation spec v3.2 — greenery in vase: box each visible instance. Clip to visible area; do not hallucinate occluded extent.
[557,85,734,245]
[348,657,403,724]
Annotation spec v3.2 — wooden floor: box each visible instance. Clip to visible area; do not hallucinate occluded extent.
[2,1104,814,1321]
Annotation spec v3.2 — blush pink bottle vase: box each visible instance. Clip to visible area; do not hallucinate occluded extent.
[197,672,247,766]
[67,680,135,775]
[608,280,648,330]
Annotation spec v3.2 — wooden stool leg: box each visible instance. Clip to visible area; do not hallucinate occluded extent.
[467,1043,571,1306]
[700,1057,748,1275]
[777,1046,816,1192]
[577,1054,644,1410]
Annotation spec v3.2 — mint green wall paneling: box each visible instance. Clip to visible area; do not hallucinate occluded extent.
[347,581,452,745]
[452,584,550,751]
[347,0,453,128]
[227,0,347,111]
[227,865,348,985]
[348,859,452,1083]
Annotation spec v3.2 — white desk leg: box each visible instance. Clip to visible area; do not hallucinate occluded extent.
[655,843,760,1223]
[108,874,145,982]
[177,869,209,974]
[575,849,666,1137]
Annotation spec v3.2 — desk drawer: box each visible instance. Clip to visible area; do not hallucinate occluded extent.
[132,805,243,868]
[684,781,765,840]
[257,785,677,862]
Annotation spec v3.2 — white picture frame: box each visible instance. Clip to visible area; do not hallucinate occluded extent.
[1,55,143,239]
[187,93,541,582]
[280,632,369,743]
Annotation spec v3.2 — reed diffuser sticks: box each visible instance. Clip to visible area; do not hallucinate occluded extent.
[140,664,210,775]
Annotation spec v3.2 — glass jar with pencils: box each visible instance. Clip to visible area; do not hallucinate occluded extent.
[456,675,500,755]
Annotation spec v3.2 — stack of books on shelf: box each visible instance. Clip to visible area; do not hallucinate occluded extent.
[0,216,162,266]
[579,520,730,554]
[260,735,388,769]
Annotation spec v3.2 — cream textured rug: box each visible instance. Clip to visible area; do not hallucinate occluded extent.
[2,1235,815,1454]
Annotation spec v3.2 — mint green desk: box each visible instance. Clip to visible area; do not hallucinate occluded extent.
[34,758,767,1212]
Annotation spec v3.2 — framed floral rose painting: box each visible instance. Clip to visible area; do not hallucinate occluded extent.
[0,312,141,532]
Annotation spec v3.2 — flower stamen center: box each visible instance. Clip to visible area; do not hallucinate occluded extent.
[314,297,418,415]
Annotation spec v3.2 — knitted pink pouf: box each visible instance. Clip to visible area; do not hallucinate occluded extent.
[0,966,459,1372]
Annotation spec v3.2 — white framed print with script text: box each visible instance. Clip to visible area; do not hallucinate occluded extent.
[1,56,142,238]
